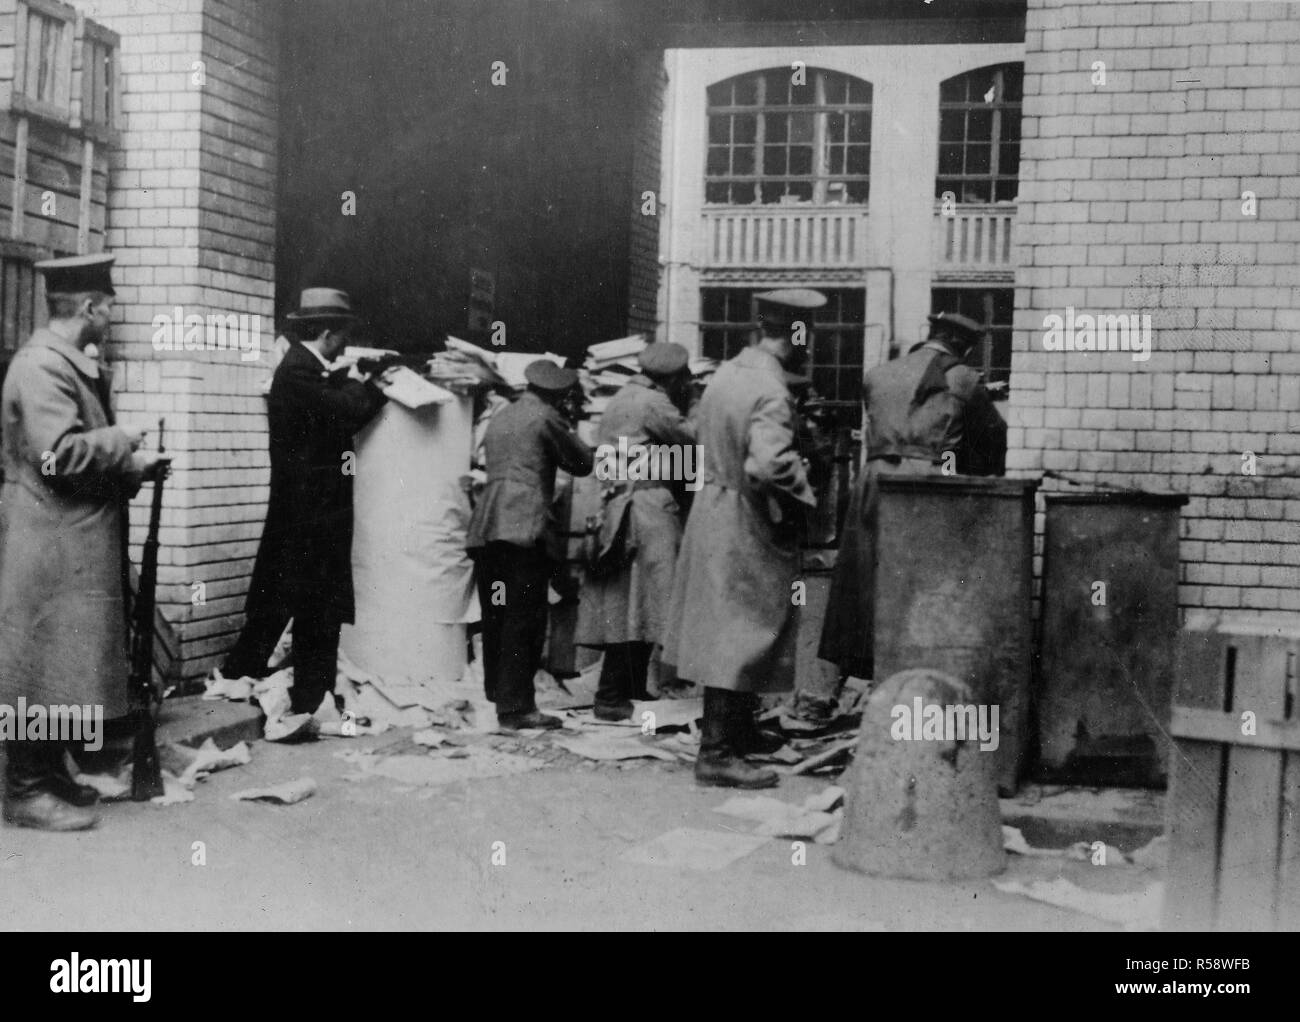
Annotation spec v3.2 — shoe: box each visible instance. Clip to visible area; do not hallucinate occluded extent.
[593,703,633,722]
[48,774,100,808]
[2,791,99,831]
[497,710,563,731]
[694,751,780,789]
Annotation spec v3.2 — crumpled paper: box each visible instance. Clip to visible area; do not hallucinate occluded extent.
[992,877,1164,931]
[553,732,680,762]
[713,790,844,843]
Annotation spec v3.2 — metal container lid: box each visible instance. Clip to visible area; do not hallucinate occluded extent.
[876,475,1040,498]
[1044,490,1188,507]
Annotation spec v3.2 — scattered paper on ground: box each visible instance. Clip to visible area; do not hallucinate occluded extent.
[554,731,679,762]
[151,772,196,806]
[1002,825,1061,857]
[1001,826,1128,865]
[713,793,842,843]
[168,739,252,786]
[622,828,769,871]
[632,698,702,732]
[992,878,1164,931]
[74,770,130,801]
[804,786,845,813]
[350,748,544,787]
[231,777,318,805]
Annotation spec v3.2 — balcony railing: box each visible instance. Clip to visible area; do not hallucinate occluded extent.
[933,203,1017,275]
[699,205,868,268]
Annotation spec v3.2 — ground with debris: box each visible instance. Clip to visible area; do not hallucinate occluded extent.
[0,715,1163,931]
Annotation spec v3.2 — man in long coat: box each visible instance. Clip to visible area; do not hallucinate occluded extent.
[662,290,821,788]
[816,312,1007,688]
[467,360,594,730]
[222,288,387,718]
[574,342,695,720]
[0,254,168,831]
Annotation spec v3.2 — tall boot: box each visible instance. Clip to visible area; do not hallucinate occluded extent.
[728,692,788,757]
[594,645,634,721]
[2,742,98,832]
[694,688,779,789]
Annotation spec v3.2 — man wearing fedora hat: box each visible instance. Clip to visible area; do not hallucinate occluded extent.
[221,288,388,722]
[467,359,594,730]
[816,310,1007,690]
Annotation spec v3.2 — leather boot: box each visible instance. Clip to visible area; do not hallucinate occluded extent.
[694,688,779,789]
[728,692,788,757]
[2,743,98,831]
[594,645,634,722]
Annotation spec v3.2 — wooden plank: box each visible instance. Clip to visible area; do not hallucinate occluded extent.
[1164,630,1230,931]
[1170,706,1300,752]
[10,113,26,237]
[1217,634,1288,931]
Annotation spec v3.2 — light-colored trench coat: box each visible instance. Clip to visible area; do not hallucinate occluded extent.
[661,346,815,693]
[0,329,140,716]
[575,375,695,648]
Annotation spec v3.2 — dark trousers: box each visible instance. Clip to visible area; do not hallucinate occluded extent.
[596,641,653,713]
[3,741,67,800]
[473,541,551,716]
[222,610,291,679]
[290,615,342,714]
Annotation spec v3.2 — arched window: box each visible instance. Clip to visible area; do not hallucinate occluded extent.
[706,68,872,206]
[936,63,1022,204]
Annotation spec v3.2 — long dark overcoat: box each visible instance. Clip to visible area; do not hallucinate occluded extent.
[243,342,386,624]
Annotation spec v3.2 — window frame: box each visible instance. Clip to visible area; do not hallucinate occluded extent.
[76,17,122,142]
[935,63,1023,205]
[12,0,78,125]
[705,68,873,207]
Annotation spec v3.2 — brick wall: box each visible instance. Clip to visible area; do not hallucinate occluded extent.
[1009,0,1300,614]
[85,0,277,683]
[628,51,664,337]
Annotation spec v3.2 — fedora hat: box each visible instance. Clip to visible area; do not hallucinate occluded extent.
[286,287,359,322]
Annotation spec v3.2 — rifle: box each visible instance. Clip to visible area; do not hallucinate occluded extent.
[130,418,168,801]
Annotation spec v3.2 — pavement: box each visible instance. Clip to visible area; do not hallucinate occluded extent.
[0,695,1171,931]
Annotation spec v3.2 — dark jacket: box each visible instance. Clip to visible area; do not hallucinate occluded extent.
[243,342,387,623]
[466,389,594,561]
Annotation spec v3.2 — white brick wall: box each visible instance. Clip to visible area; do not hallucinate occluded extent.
[1010,0,1300,614]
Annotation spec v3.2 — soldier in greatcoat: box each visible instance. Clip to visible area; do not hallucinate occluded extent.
[816,312,1007,689]
[662,290,822,788]
[0,254,168,831]
[575,342,695,720]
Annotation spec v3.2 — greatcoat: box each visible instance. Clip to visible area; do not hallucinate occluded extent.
[661,346,815,693]
[818,340,1007,678]
[0,329,141,716]
[574,374,695,648]
[242,342,387,625]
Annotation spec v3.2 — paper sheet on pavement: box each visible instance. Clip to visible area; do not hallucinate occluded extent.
[992,878,1164,931]
[622,828,769,871]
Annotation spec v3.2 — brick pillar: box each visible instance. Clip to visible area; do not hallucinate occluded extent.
[82,0,278,683]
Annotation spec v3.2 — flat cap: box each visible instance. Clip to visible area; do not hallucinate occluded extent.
[524,359,579,392]
[35,253,115,296]
[638,341,689,377]
[927,311,985,343]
